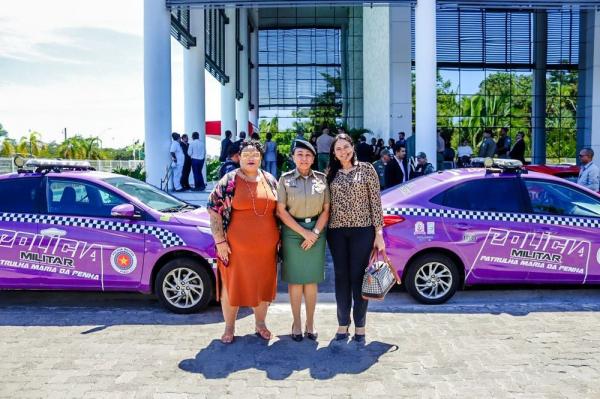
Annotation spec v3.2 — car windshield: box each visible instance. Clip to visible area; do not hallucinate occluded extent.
[102,176,190,212]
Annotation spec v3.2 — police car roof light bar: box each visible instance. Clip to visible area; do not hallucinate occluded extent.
[24,159,95,173]
[472,157,527,175]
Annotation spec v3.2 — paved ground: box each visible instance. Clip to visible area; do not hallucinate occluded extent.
[1,288,600,398]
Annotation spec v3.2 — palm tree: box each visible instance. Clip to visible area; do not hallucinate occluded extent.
[17,131,45,156]
[57,136,86,159]
[0,138,16,156]
[82,136,104,160]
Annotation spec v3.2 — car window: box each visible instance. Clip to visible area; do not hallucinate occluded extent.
[102,176,187,212]
[0,178,42,213]
[524,179,600,217]
[47,179,126,218]
[431,178,524,213]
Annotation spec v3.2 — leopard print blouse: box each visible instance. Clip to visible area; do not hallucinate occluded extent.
[328,162,384,229]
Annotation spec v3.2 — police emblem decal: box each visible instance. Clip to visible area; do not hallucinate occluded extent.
[110,247,137,274]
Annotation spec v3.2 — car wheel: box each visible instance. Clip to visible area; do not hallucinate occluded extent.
[405,253,460,304]
[155,258,213,314]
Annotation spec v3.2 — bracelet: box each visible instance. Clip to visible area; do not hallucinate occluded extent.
[215,240,227,245]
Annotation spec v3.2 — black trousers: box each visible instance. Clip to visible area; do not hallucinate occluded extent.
[327,226,375,328]
[181,157,192,189]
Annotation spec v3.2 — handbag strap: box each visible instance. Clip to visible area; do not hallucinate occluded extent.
[370,248,402,285]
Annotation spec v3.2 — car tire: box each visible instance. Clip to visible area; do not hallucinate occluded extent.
[155,258,213,314]
[405,253,460,305]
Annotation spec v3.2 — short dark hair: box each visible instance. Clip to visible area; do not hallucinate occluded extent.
[399,131,405,137]
[225,130,232,138]
[239,139,264,157]
[182,134,188,140]
[171,132,180,140]
[359,135,366,142]
[266,132,272,140]
[239,131,246,139]
[251,132,260,140]
[582,147,594,157]
[192,132,199,140]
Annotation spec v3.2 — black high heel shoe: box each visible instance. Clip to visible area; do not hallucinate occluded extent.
[291,324,303,342]
[334,326,349,341]
[353,334,366,343]
[304,324,318,341]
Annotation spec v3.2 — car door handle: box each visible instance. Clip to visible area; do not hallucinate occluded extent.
[40,228,67,237]
[453,223,470,231]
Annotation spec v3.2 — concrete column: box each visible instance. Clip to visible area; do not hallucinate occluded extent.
[249,8,259,126]
[236,8,250,135]
[143,0,171,188]
[390,6,412,146]
[221,7,237,139]
[532,10,547,164]
[414,0,437,168]
[184,9,206,183]
[363,6,391,140]
[577,10,600,159]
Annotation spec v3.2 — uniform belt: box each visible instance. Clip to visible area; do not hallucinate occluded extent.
[294,216,319,223]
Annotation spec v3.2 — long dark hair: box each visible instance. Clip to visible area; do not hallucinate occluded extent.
[326,133,357,184]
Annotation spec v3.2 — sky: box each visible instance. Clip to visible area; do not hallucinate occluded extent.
[0,0,222,149]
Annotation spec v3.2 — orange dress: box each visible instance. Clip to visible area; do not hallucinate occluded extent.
[219,175,279,307]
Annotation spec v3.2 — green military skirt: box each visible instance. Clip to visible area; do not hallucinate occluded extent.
[281,219,326,284]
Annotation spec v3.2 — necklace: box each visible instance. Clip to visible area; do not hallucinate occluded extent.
[240,171,270,217]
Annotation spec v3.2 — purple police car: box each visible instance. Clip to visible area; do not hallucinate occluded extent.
[381,159,600,304]
[0,159,217,313]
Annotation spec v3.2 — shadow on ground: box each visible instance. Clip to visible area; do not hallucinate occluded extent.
[179,336,397,380]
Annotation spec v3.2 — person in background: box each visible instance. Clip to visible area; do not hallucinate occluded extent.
[373,148,391,189]
[169,132,185,192]
[509,132,526,164]
[385,146,410,189]
[496,127,512,159]
[251,132,260,141]
[375,139,385,158]
[436,130,445,171]
[220,130,233,162]
[370,138,378,162]
[413,152,434,178]
[235,131,246,148]
[577,148,599,192]
[478,129,496,158]
[397,132,406,149]
[219,143,241,178]
[180,134,192,191]
[388,138,397,152]
[264,132,278,177]
[356,135,372,163]
[457,138,474,167]
[443,141,456,166]
[316,127,334,172]
[276,139,330,342]
[188,131,206,191]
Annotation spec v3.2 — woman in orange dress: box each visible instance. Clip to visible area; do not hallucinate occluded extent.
[207,140,279,344]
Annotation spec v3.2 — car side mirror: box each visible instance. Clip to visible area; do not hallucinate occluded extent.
[111,204,137,219]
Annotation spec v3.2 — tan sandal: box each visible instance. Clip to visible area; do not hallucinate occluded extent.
[221,326,235,344]
[255,323,272,341]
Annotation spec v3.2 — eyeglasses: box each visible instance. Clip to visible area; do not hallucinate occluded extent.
[240,151,261,159]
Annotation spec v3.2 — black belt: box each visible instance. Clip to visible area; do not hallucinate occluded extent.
[294,216,319,223]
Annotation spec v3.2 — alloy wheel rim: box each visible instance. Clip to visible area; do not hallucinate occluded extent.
[414,262,453,300]
[162,267,204,308]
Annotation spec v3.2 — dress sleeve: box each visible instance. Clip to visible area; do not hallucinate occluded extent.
[364,163,384,229]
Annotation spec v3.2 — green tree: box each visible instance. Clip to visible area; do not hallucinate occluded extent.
[17,131,45,156]
[0,138,16,156]
[82,136,104,160]
[57,136,86,159]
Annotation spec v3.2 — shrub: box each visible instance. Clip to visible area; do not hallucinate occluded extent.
[112,164,146,181]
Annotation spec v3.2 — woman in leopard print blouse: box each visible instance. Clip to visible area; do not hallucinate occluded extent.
[326,133,385,343]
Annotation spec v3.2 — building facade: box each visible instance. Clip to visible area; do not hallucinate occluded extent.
[144,0,600,188]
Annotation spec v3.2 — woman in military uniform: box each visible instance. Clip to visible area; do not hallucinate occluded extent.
[276,139,330,342]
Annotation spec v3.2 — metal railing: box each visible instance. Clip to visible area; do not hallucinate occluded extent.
[0,158,144,174]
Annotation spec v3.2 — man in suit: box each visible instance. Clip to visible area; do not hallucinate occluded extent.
[509,131,526,164]
[385,146,410,189]
[356,135,373,162]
